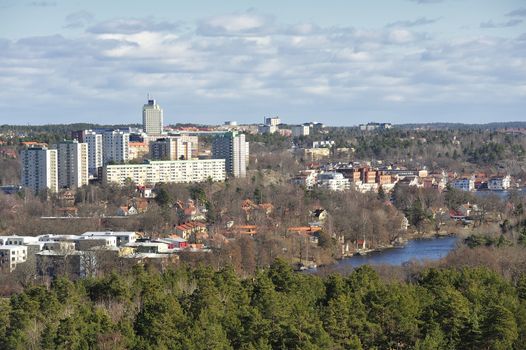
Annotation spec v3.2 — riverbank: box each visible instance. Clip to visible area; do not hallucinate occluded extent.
[313,235,460,273]
[349,230,456,258]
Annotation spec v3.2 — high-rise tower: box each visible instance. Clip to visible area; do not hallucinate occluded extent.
[212,131,248,178]
[20,147,58,194]
[142,96,163,135]
[57,140,89,189]
[83,130,103,177]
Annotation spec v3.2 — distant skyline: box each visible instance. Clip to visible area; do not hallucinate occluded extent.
[0,0,525,126]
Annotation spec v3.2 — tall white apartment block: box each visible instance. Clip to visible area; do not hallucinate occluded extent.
[20,147,58,194]
[84,130,103,177]
[212,131,248,178]
[103,159,226,186]
[57,140,88,189]
[142,98,163,135]
[150,137,193,161]
[103,130,129,165]
[264,116,281,126]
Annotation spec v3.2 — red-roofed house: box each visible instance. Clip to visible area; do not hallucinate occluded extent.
[175,222,207,240]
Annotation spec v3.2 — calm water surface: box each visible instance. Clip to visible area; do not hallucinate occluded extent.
[321,236,459,272]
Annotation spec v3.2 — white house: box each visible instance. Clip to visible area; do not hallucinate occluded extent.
[81,231,138,247]
[0,235,39,246]
[451,177,475,191]
[488,175,511,190]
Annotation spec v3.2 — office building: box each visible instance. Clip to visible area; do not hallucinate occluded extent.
[103,159,226,186]
[103,130,129,165]
[212,131,248,178]
[57,140,89,189]
[83,131,103,177]
[142,98,163,135]
[20,147,58,194]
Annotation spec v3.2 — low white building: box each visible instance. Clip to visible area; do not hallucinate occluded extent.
[77,236,117,248]
[81,231,138,247]
[0,235,39,246]
[318,172,351,191]
[451,177,475,191]
[103,159,226,186]
[312,140,335,148]
[126,241,171,254]
[0,245,28,272]
[354,181,379,193]
[488,175,511,190]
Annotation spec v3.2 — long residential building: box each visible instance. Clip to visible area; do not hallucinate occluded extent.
[102,159,226,186]
[20,147,58,194]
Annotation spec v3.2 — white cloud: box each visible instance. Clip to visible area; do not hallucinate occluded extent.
[197,12,274,36]
[0,11,524,124]
[480,19,523,28]
[506,8,526,17]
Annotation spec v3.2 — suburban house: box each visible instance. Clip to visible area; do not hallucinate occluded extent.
[287,226,322,243]
[176,199,207,222]
[133,197,149,213]
[241,199,274,219]
[175,222,207,240]
[231,225,258,236]
[451,177,475,191]
[116,205,138,216]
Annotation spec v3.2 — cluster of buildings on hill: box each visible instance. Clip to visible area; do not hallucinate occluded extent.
[358,122,393,131]
[293,162,513,193]
[0,231,207,277]
[256,116,325,137]
[19,98,250,194]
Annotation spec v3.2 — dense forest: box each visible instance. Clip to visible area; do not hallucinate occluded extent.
[0,260,525,350]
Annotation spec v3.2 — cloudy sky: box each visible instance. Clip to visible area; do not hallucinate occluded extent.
[0,0,525,126]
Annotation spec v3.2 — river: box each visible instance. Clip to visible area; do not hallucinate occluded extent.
[474,188,525,200]
[315,236,459,273]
